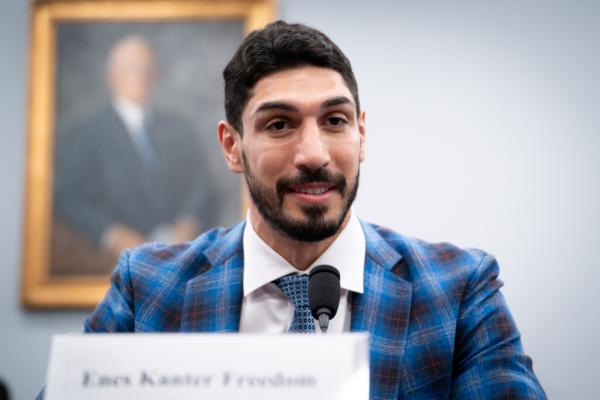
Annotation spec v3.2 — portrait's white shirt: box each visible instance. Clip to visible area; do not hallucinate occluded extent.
[113,96,146,139]
[239,209,365,333]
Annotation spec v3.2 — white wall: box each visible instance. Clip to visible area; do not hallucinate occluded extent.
[1,1,599,399]
[281,1,600,398]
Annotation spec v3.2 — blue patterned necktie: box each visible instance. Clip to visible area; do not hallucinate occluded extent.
[274,274,316,333]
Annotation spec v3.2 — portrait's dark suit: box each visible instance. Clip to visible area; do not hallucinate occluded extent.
[82,221,546,399]
[54,105,218,246]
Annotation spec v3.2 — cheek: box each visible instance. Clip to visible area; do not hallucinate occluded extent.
[330,140,361,172]
[247,146,289,180]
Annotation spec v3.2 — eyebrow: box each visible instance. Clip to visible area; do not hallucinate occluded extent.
[321,96,354,109]
[253,102,298,117]
[253,96,355,118]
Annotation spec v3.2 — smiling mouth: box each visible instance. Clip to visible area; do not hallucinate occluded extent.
[289,182,336,195]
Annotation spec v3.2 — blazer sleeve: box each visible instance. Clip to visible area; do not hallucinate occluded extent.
[84,251,135,332]
[450,254,547,399]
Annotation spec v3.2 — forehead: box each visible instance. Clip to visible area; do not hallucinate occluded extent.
[244,66,354,116]
[110,41,155,69]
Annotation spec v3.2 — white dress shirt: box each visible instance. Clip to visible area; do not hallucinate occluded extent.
[239,210,365,333]
[113,96,146,138]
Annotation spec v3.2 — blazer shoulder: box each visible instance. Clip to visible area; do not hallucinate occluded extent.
[123,224,242,286]
[363,222,491,283]
[86,224,243,333]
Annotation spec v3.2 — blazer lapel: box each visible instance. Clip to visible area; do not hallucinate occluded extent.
[351,222,413,400]
[181,223,245,332]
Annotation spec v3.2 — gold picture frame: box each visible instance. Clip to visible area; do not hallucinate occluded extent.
[22,0,275,309]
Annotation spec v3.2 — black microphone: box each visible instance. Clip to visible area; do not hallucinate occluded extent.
[308,265,341,333]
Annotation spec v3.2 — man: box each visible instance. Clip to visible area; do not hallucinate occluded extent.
[82,22,546,398]
[54,35,216,267]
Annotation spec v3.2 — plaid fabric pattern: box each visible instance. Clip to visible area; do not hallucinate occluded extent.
[81,220,546,399]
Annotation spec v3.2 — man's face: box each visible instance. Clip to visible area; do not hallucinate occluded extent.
[239,66,365,242]
[107,39,156,105]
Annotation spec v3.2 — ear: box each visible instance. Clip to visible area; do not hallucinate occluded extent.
[358,110,366,162]
[218,120,244,173]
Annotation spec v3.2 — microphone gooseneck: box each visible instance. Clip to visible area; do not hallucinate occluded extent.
[308,265,341,333]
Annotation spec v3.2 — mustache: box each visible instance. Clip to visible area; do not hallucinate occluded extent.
[276,167,347,204]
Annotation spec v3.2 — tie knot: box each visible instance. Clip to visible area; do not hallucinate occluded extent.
[274,274,315,333]
[275,274,309,307]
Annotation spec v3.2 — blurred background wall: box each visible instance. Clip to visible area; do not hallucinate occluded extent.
[1,0,599,398]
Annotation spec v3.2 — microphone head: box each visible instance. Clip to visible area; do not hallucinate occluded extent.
[308,265,341,321]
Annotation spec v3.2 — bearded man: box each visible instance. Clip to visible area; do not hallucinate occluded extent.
[81,21,546,399]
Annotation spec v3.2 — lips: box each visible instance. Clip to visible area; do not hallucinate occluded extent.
[289,182,336,195]
[275,168,346,206]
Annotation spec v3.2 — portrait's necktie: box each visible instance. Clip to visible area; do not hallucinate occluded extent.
[274,274,316,333]
[133,114,159,172]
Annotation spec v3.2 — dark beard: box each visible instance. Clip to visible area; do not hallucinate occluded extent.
[242,152,359,242]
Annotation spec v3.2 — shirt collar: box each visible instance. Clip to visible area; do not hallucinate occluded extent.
[242,209,365,297]
[112,96,146,134]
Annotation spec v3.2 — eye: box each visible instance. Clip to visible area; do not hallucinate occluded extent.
[325,116,348,127]
[266,119,290,132]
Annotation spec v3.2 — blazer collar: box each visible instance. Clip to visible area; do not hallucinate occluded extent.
[181,222,246,332]
[351,221,413,400]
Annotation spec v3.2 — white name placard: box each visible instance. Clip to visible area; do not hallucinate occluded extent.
[44,333,369,400]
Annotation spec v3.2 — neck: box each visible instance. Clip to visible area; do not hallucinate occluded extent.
[248,206,351,271]
[113,95,148,111]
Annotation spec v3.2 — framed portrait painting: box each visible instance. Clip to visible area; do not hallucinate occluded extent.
[22,0,275,308]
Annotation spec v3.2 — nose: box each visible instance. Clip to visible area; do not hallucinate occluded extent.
[293,120,331,170]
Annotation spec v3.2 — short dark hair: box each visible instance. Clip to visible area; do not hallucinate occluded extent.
[223,20,360,134]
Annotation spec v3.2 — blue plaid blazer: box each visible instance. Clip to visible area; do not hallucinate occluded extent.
[83,221,545,399]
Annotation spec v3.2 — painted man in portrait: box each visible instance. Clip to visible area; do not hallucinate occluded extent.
[52,35,217,275]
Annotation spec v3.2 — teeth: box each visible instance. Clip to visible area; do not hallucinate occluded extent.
[297,187,328,195]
